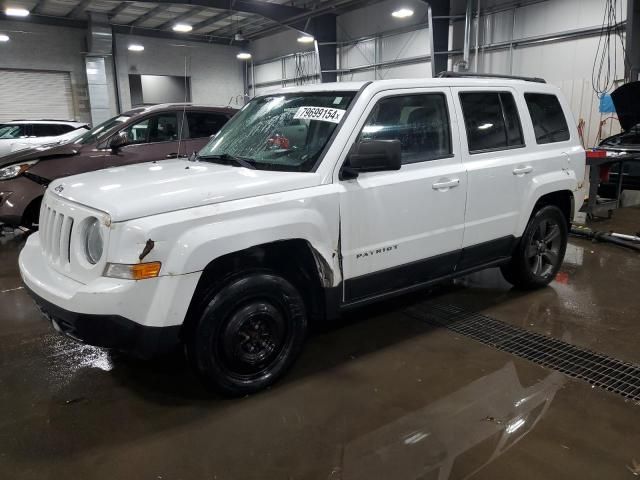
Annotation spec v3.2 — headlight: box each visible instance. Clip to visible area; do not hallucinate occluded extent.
[0,160,39,180]
[85,217,104,264]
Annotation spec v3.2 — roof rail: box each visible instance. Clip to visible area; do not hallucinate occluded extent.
[437,71,546,84]
[10,119,78,122]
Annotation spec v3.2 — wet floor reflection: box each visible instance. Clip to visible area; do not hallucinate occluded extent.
[342,363,565,480]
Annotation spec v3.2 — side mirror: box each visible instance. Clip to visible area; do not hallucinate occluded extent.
[109,131,129,151]
[341,139,402,180]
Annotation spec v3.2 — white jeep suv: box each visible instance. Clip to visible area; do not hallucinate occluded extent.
[19,76,585,395]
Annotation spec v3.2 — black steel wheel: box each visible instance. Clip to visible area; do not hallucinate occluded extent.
[501,205,568,289]
[186,272,307,396]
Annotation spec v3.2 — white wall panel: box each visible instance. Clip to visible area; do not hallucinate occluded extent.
[380,29,430,62]
[339,70,376,82]
[340,39,376,69]
[254,61,282,84]
[114,33,243,111]
[378,63,432,80]
[515,0,627,38]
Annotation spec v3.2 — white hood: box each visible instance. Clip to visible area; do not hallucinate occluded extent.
[49,159,321,221]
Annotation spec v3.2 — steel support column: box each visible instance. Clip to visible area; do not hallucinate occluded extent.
[307,14,337,83]
[422,0,450,76]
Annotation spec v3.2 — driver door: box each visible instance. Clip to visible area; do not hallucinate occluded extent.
[338,88,467,304]
[104,112,183,167]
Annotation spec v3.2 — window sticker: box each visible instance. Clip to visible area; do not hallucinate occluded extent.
[294,106,346,124]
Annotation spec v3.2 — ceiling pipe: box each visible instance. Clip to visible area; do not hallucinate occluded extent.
[462,0,472,70]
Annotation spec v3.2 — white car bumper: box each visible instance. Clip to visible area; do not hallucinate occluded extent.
[19,233,200,355]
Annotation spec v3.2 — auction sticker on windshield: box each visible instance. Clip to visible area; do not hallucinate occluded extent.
[294,106,345,124]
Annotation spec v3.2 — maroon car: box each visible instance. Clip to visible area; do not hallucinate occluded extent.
[0,103,237,229]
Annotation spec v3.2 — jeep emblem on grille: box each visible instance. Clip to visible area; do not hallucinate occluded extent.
[54,185,64,193]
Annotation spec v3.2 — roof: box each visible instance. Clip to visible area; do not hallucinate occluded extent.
[125,103,238,115]
[3,120,88,126]
[261,77,561,95]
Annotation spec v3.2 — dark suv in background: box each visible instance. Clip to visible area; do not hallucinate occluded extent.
[0,104,236,229]
[598,81,640,197]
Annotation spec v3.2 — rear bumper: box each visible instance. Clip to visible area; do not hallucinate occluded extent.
[25,283,181,356]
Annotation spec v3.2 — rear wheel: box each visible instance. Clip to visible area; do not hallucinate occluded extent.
[501,205,567,289]
[186,272,307,396]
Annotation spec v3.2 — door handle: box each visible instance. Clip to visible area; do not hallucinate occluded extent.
[513,165,533,175]
[166,153,179,158]
[432,178,460,190]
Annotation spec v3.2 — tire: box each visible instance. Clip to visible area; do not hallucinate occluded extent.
[186,272,308,396]
[500,205,568,289]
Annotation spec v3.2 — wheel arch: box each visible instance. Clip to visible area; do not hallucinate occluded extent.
[21,195,43,228]
[531,190,574,227]
[519,185,576,236]
[181,239,335,339]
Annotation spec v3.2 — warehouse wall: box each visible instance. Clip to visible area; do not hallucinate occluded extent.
[0,20,91,123]
[249,0,433,91]
[114,33,245,111]
[336,0,432,81]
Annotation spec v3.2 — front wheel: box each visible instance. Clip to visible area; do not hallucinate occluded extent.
[501,205,568,289]
[186,272,308,396]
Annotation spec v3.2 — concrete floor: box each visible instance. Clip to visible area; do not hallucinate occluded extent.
[1,209,639,480]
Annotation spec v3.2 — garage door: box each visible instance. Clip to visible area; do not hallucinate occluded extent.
[0,69,74,122]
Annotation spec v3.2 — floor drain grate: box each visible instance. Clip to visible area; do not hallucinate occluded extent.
[405,303,640,403]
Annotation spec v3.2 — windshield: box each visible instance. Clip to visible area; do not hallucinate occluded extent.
[0,125,27,139]
[72,115,132,145]
[198,92,355,172]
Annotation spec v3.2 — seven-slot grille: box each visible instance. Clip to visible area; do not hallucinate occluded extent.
[39,200,74,265]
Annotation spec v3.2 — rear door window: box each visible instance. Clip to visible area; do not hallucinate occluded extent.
[32,124,63,137]
[524,93,570,144]
[459,92,524,153]
[187,112,229,138]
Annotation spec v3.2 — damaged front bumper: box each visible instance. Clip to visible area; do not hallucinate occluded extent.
[19,232,200,356]
[25,284,180,356]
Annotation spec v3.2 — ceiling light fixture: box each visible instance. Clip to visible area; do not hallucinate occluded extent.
[5,7,30,17]
[297,34,315,43]
[236,52,252,60]
[0,34,9,42]
[128,44,144,52]
[172,23,193,33]
[391,8,414,18]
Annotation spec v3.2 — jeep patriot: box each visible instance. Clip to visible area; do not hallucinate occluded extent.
[19,76,586,395]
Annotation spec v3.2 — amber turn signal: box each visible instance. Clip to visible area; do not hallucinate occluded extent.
[104,262,161,280]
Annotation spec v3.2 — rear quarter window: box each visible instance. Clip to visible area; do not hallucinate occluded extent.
[524,93,570,144]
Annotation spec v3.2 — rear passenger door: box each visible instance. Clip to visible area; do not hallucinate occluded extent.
[182,111,230,156]
[453,88,528,268]
[338,89,467,303]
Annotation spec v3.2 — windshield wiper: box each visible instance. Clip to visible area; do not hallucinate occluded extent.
[197,153,256,169]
